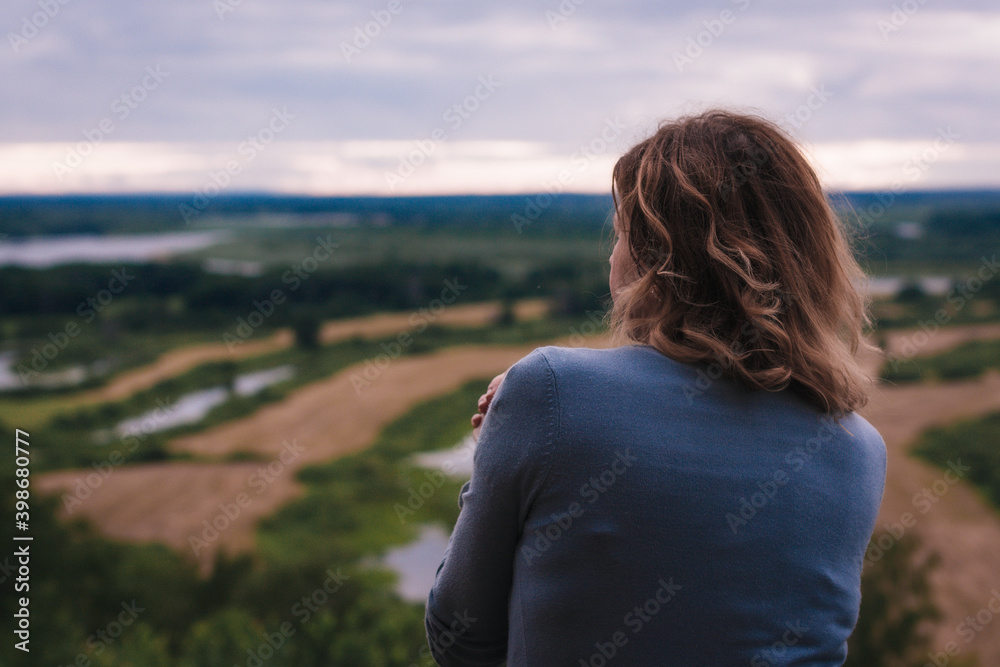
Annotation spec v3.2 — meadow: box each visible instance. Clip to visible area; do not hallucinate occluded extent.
[2,191,1000,665]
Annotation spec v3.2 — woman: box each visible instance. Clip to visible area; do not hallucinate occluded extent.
[425,109,886,666]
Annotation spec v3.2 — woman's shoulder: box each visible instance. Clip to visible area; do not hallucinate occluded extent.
[519,344,691,387]
[832,410,888,469]
[526,343,674,373]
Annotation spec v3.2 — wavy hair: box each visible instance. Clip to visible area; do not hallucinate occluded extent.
[609,109,876,416]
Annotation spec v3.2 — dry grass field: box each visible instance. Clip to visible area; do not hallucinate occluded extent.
[38,332,602,574]
[72,298,548,405]
[859,363,1000,662]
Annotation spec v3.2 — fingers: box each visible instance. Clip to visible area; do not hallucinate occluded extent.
[471,370,510,440]
[477,372,507,413]
[487,372,506,394]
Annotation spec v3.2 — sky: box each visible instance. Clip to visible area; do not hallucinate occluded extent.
[1,0,998,196]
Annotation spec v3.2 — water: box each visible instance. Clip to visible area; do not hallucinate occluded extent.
[114,387,229,437]
[864,275,953,298]
[0,352,111,392]
[411,434,477,478]
[233,365,296,395]
[0,231,228,268]
[381,436,477,601]
[381,524,451,603]
[111,364,295,437]
[202,257,265,277]
[0,351,24,390]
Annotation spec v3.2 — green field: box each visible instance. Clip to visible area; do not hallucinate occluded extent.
[3,191,1000,665]
[0,374,491,666]
[913,410,1000,511]
[881,338,1000,384]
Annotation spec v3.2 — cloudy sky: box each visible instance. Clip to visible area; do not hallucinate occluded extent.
[1,0,997,195]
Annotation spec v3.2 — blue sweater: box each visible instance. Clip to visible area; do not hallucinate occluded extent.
[425,344,886,666]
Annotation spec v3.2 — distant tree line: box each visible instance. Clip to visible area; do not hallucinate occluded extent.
[0,259,610,338]
[0,193,614,236]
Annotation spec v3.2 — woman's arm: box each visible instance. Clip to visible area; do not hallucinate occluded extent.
[425,349,558,666]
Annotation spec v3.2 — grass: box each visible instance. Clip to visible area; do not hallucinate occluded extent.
[871,297,1000,331]
[862,258,1000,278]
[880,337,1000,384]
[12,314,603,471]
[256,379,483,569]
[6,315,254,376]
[0,325,286,430]
[912,410,1000,510]
[0,394,71,431]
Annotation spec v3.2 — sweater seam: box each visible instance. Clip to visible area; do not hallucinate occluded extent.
[515,348,560,665]
[531,348,561,511]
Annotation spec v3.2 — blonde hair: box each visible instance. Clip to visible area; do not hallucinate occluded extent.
[610,109,877,416]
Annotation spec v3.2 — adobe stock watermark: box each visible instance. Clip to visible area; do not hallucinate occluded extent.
[395,469,452,524]
[349,277,469,393]
[425,609,478,665]
[750,621,810,667]
[213,0,246,21]
[188,438,304,556]
[51,65,168,180]
[715,132,773,203]
[579,576,682,666]
[0,556,17,585]
[725,415,840,534]
[384,74,502,190]
[395,436,475,524]
[712,85,829,199]
[61,396,177,514]
[864,459,970,566]
[179,107,295,224]
[222,234,340,351]
[673,0,752,72]
[55,600,145,667]
[853,127,961,231]
[15,267,135,386]
[546,0,586,30]
[878,0,929,40]
[520,449,637,565]
[234,567,351,667]
[7,0,73,54]
[681,312,804,405]
[565,310,608,347]
[340,0,414,62]
[511,116,625,233]
[778,84,833,132]
[884,255,999,373]
[925,589,1000,667]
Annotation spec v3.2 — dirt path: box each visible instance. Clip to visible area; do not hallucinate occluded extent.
[77,299,548,405]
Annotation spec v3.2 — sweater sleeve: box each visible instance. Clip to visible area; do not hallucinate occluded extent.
[425,348,558,666]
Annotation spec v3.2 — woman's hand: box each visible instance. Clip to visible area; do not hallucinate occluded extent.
[471,371,507,442]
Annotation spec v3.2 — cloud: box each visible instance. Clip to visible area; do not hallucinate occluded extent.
[3,135,996,196]
[1,0,997,192]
